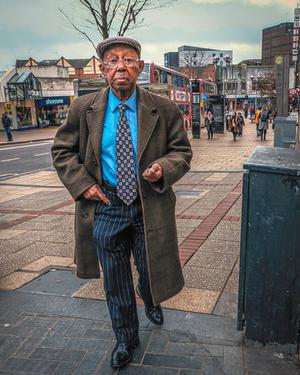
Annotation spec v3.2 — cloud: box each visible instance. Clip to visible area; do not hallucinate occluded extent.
[191,0,295,6]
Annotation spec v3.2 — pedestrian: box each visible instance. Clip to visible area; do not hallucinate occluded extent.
[51,36,192,369]
[232,111,237,124]
[259,106,269,141]
[229,116,238,141]
[243,106,248,119]
[225,114,232,131]
[236,112,245,136]
[205,110,215,139]
[1,113,13,142]
[255,106,262,136]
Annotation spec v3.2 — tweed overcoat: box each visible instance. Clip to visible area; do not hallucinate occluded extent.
[51,86,192,305]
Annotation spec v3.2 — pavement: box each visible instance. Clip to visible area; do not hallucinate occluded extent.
[0,121,299,374]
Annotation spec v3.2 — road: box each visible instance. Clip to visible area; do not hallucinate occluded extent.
[0,141,53,180]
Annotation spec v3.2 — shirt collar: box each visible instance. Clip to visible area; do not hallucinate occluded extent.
[108,89,137,113]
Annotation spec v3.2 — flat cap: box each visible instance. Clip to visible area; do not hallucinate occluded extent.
[96,36,141,60]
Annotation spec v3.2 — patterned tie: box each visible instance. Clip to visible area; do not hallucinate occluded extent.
[116,104,137,205]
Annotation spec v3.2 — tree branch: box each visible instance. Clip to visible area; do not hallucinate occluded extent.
[58,8,97,50]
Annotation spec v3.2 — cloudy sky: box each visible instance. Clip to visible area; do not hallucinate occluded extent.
[0,0,296,70]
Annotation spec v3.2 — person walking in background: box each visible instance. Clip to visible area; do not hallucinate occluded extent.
[52,36,192,369]
[229,116,238,141]
[259,106,269,141]
[236,112,245,136]
[225,114,232,131]
[1,113,13,142]
[255,106,262,137]
[243,106,248,119]
[205,110,215,139]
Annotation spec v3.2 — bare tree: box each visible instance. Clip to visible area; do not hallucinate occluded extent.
[254,71,276,105]
[59,0,177,50]
[181,50,210,78]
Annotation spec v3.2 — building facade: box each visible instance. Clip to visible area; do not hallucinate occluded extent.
[164,52,179,68]
[262,22,294,65]
[164,46,233,68]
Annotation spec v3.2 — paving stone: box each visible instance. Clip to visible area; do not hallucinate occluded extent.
[224,271,239,294]
[0,272,40,291]
[53,361,78,375]
[0,324,33,337]
[2,357,60,374]
[193,238,240,255]
[162,287,219,314]
[19,269,89,297]
[208,222,241,242]
[19,316,58,328]
[12,333,46,358]
[83,327,116,340]
[29,347,85,362]
[22,256,74,272]
[223,346,244,375]
[0,335,22,360]
[166,342,223,357]
[180,371,203,375]
[148,331,197,354]
[119,365,179,374]
[40,334,109,351]
[183,266,229,291]
[0,230,27,240]
[48,318,76,337]
[143,353,203,369]
[72,351,105,374]
[187,251,237,270]
[72,279,106,300]
[0,311,27,325]
[131,331,152,364]
[213,293,238,319]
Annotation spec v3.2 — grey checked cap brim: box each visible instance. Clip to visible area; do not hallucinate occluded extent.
[96,37,141,60]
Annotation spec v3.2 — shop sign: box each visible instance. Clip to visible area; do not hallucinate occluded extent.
[37,96,71,107]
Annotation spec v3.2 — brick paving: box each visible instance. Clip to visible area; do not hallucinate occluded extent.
[0,121,299,373]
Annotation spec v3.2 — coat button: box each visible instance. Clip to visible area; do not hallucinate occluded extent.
[82,212,89,218]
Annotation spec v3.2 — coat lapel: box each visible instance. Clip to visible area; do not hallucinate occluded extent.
[86,87,109,167]
[137,87,159,161]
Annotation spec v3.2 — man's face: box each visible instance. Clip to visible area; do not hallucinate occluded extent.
[100,45,144,96]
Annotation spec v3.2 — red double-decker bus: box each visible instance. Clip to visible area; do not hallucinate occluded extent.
[137,63,192,130]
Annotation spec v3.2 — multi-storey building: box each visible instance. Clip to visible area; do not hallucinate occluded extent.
[164,46,233,68]
[262,22,294,65]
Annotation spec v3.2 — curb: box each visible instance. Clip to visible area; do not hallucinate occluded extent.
[0,138,54,147]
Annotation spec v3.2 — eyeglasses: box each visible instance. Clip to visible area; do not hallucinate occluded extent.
[103,57,140,69]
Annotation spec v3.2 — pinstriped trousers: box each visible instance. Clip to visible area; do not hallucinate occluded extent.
[93,184,153,343]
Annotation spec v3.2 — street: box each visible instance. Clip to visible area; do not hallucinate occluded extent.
[0,141,53,179]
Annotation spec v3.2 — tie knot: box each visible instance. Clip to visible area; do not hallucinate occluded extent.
[118,104,126,113]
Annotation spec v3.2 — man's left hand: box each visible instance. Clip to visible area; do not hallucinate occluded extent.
[142,163,163,182]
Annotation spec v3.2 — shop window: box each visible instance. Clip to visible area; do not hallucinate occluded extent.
[16,107,32,127]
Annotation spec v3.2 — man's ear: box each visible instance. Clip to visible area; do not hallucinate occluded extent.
[99,63,106,77]
[138,60,144,75]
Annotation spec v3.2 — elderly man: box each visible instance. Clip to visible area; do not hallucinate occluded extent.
[52,36,192,369]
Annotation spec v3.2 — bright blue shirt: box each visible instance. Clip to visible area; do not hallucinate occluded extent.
[101,89,138,186]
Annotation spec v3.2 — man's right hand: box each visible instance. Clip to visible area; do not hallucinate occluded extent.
[83,184,110,205]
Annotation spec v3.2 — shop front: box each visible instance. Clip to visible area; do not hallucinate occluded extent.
[36,96,73,126]
[6,71,42,129]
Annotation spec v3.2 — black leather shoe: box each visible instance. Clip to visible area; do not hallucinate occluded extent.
[111,338,140,369]
[136,285,164,326]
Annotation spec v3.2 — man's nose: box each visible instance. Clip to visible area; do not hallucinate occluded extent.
[116,60,126,70]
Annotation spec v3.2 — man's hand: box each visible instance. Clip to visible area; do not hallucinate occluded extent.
[142,163,163,182]
[83,184,110,205]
